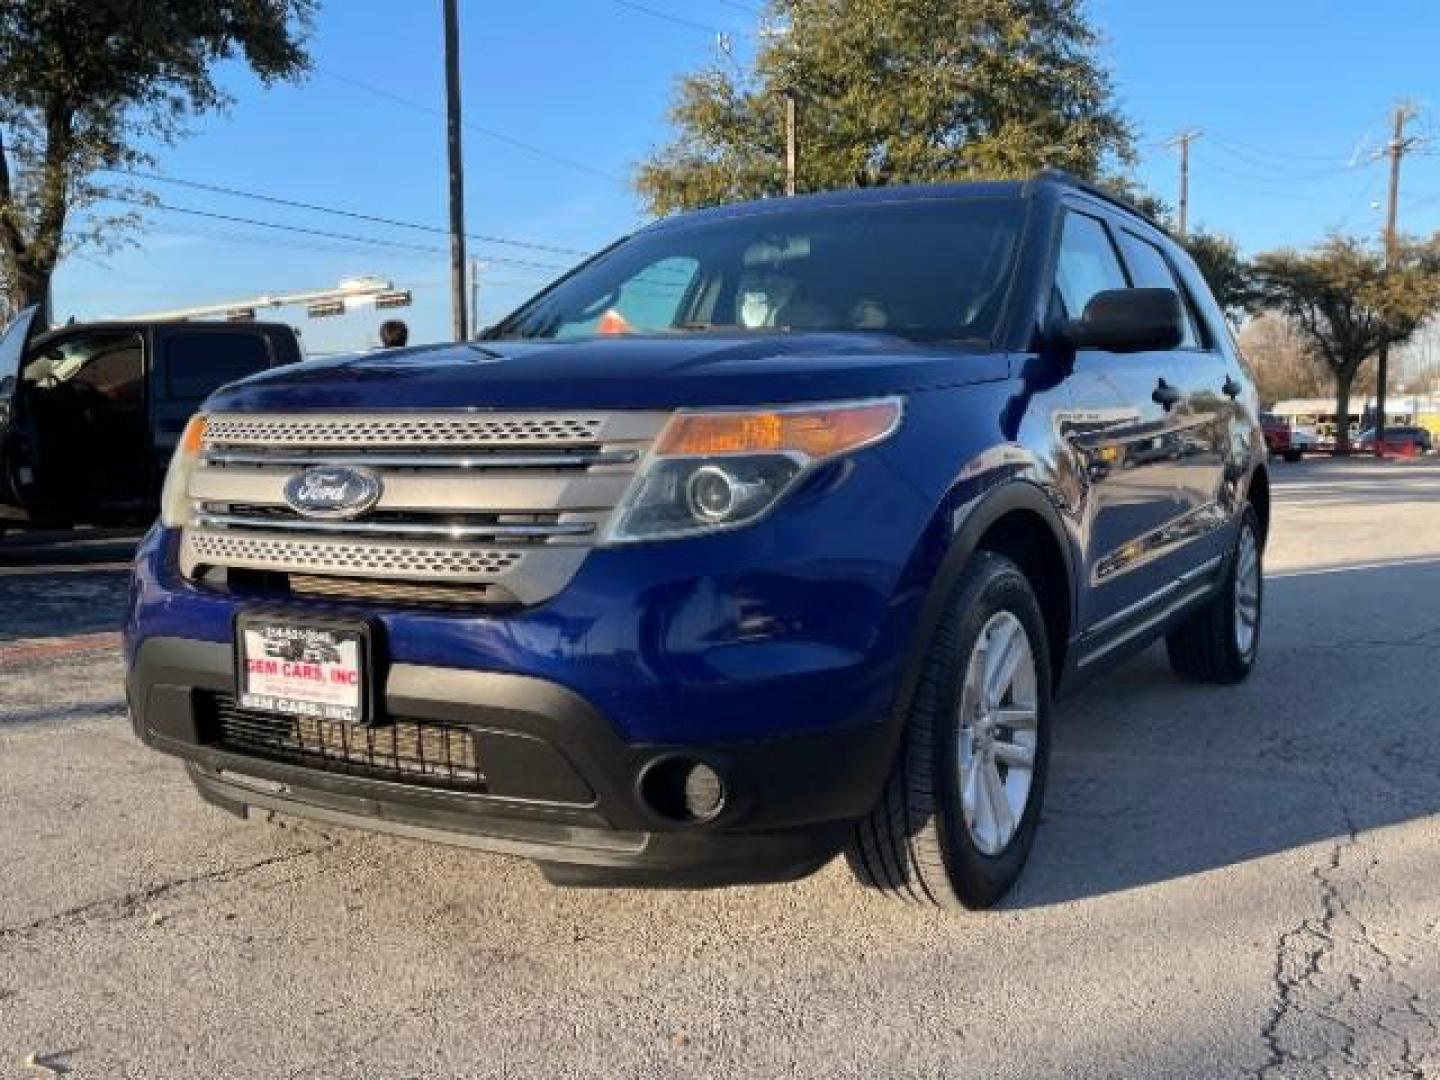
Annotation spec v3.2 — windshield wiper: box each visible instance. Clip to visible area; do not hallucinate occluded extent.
[674,322,748,333]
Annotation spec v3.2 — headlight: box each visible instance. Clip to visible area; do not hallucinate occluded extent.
[602,397,904,544]
[159,414,207,527]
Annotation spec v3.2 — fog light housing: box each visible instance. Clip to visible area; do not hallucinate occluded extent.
[640,757,727,824]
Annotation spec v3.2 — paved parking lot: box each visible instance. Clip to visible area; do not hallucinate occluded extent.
[4,460,1440,1079]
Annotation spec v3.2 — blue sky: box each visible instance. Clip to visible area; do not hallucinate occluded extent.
[54,0,1440,355]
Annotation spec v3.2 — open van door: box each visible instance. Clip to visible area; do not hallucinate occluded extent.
[0,305,43,522]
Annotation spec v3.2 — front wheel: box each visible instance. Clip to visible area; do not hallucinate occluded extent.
[1166,505,1263,684]
[847,552,1053,910]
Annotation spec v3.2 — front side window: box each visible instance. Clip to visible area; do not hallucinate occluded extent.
[24,331,145,410]
[1052,212,1128,320]
[1118,232,1200,349]
[492,199,1026,344]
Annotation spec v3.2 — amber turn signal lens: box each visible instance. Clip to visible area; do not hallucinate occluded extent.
[179,414,208,455]
[654,399,902,460]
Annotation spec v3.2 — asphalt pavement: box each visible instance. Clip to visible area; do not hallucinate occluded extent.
[3,460,1440,1078]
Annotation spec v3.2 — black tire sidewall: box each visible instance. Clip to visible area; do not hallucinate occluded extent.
[931,557,1054,907]
[1227,507,1264,671]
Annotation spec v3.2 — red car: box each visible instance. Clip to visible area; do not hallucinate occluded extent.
[1356,426,1433,455]
[1260,413,1302,462]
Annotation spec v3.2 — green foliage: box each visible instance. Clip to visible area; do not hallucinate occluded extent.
[636,0,1135,215]
[1253,235,1440,450]
[0,0,316,316]
[1178,229,1257,321]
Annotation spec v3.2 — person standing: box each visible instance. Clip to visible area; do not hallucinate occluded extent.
[379,320,409,348]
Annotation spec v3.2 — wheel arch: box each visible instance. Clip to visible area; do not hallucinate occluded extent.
[891,481,1077,720]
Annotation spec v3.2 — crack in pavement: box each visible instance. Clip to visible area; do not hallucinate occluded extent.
[1253,775,1439,1078]
[0,836,341,942]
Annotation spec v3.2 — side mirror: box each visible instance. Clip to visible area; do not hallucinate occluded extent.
[1062,288,1184,354]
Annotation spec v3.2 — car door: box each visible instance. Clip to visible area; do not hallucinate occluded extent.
[0,305,43,511]
[1049,207,1189,632]
[1115,228,1232,570]
[23,327,148,515]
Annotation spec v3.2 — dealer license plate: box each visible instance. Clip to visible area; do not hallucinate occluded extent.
[236,615,371,725]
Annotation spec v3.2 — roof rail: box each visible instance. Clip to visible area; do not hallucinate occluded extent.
[1029,168,1166,231]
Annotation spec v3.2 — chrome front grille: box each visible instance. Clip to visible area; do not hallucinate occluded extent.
[192,507,597,542]
[187,532,525,578]
[204,412,607,447]
[181,409,669,605]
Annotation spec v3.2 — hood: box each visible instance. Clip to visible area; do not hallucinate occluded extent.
[206,333,1009,413]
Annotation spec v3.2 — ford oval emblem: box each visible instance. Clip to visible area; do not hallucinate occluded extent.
[283,466,384,520]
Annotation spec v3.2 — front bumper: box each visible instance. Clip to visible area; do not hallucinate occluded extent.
[129,636,898,886]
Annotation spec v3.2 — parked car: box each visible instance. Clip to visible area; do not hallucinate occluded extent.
[1356,426,1433,455]
[125,171,1269,909]
[1260,412,1303,462]
[1289,425,1320,455]
[0,309,302,529]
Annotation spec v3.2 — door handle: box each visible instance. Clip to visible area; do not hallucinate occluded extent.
[1152,378,1181,410]
[1222,375,1241,399]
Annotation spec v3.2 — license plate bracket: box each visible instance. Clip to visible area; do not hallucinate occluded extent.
[234,612,378,726]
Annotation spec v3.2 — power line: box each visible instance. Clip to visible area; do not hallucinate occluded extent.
[110,169,591,257]
[320,68,625,185]
[105,196,573,274]
[712,0,763,13]
[1203,130,1358,166]
[1332,171,1383,232]
[607,0,724,34]
[1200,141,1360,182]
[73,211,553,274]
[1190,151,1359,190]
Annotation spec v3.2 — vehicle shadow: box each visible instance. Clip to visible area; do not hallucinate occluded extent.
[0,699,128,727]
[0,568,130,642]
[1004,555,1440,910]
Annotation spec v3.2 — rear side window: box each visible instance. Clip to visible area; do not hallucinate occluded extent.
[1118,232,1200,349]
[1053,212,1128,320]
[162,331,271,400]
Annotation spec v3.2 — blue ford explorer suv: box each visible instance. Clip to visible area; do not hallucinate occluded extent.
[124,171,1268,909]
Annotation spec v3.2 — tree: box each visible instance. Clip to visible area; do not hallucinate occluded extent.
[1237,311,1377,406]
[0,1,316,319]
[636,0,1135,215]
[1179,229,1257,322]
[1253,235,1440,452]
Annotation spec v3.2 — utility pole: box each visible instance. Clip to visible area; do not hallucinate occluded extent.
[469,257,482,332]
[760,10,798,197]
[784,95,797,197]
[443,0,469,342]
[1375,102,1418,457]
[1166,130,1201,237]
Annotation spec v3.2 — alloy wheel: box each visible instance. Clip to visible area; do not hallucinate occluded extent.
[1233,525,1261,658]
[957,611,1039,856]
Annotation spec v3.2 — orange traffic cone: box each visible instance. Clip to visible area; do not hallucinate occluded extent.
[596,308,633,336]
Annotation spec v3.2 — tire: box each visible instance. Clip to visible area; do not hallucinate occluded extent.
[1165,505,1263,685]
[1283,448,1302,463]
[847,551,1053,910]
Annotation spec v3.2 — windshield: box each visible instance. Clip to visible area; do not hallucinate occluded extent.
[491,198,1025,343]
